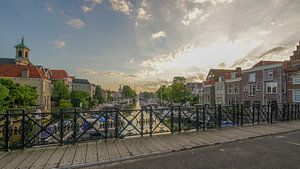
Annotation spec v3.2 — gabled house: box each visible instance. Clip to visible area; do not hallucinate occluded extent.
[285,42,300,103]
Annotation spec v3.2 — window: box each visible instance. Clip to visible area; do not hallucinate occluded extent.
[248,84,255,96]
[265,69,273,81]
[18,50,22,57]
[243,85,248,91]
[266,82,277,94]
[282,83,286,94]
[228,84,233,94]
[231,72,237,79]
[293,90,300,102]
[234,84,239,94]
[292,75,300,84]
[25,51,28,58]
[244,100,251,106]
[248,73,256,83]
[256,84,261,92]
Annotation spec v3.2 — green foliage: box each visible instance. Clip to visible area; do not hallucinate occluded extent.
[59,99,72,108]
[0,78,38,111]
[0,84,9,113]
[70,90,90,109]
[94,85,105,103]
[156,80,192,103]
[122,85,136,98]
[52,80,70,104]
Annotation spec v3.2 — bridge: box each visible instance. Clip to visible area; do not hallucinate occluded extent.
[0,104,300,168]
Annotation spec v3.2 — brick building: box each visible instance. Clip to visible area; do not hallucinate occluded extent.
[285,42,300,103]
[241,61,286,106]
[224,67,242,105]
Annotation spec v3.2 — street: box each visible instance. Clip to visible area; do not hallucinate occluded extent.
[86,130,300,169]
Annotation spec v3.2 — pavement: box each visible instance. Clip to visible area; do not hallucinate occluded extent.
[85,130,300,169]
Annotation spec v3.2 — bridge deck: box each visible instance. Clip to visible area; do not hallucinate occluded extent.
[0,121,300,169]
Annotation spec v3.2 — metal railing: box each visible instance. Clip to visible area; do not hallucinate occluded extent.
[0,103,299,151]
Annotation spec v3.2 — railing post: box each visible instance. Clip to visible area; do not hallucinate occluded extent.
[178,106,181,133]
[149,106,153,136]
[171,106,174,134]
[105,110,108,140]
[241,104,244,126]
[232,104,235,126]
[73,109,77,144]
[267,104,270,123]
[217,105,222,128]
[202,105,206,131]
[115,107,119,139]
[21,109,26,149]
[5,110,9,151]
[196,105,199,131]
[283,103,286,121]
[257,104,260,124]
[270,104,273,123]
[60,109,64,145]
[140,107,144,137]
[236,105,239,125]
[252,104,255,125]
[287,103,290,122]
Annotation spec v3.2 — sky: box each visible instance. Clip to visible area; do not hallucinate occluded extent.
[0,0,299,91]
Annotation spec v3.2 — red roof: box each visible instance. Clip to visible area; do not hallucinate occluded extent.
[50,70,69,80]
[0,64,48,79]
[253,61,283,67]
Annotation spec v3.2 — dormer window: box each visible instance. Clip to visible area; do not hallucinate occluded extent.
[18,50,22,57]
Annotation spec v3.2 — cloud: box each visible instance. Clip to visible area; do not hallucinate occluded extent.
[54,40,66,49]
[109,0,133,15]
[44,3,53,12]
[151,31,166,40]
[81,5,92,13]
[137,0,151,21]
[181,8,203,25]
[67,18,85,29]
[258,30,271,36]
[81,0,103,13]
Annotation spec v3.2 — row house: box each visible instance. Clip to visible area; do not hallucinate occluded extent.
[187,82,203,96]
[50,69,73,92]
[200,69,236,105]
[285,42,300,103]
[225,67,242,105]
[241,61,286,106]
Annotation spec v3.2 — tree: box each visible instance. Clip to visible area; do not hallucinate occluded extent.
[122,85,136,98]
[70,90,90,109]
[52,80,70,105]
[94,85,104,104]
[156,80,192,103]
[0,78,38,109]
[0,84,9,113]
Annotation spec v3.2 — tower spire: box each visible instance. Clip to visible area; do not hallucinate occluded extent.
[21,35,24,44]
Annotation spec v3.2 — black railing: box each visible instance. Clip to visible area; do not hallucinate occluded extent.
[0,103,300,151]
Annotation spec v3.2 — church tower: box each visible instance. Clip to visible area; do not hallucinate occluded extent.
[15,36,31,65]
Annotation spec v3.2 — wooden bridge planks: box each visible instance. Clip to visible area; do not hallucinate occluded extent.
[72,142,87,165]
[44,145,67,169]
[105,140,120,159]
[0,151,21,169]
[30,147,56,169]
[58,144,77,167]
[129,137,152,154]
[97,141,110,161]
[86,142,98,163]
[114,140,130,158]
[145,136,169,151]
[16,148,45,169]
[2,149,33,169]
[122,139,141,156]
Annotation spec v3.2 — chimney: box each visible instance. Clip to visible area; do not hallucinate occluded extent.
[21,67,29,78]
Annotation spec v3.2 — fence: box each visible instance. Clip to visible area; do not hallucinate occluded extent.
[0,103,300,151]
